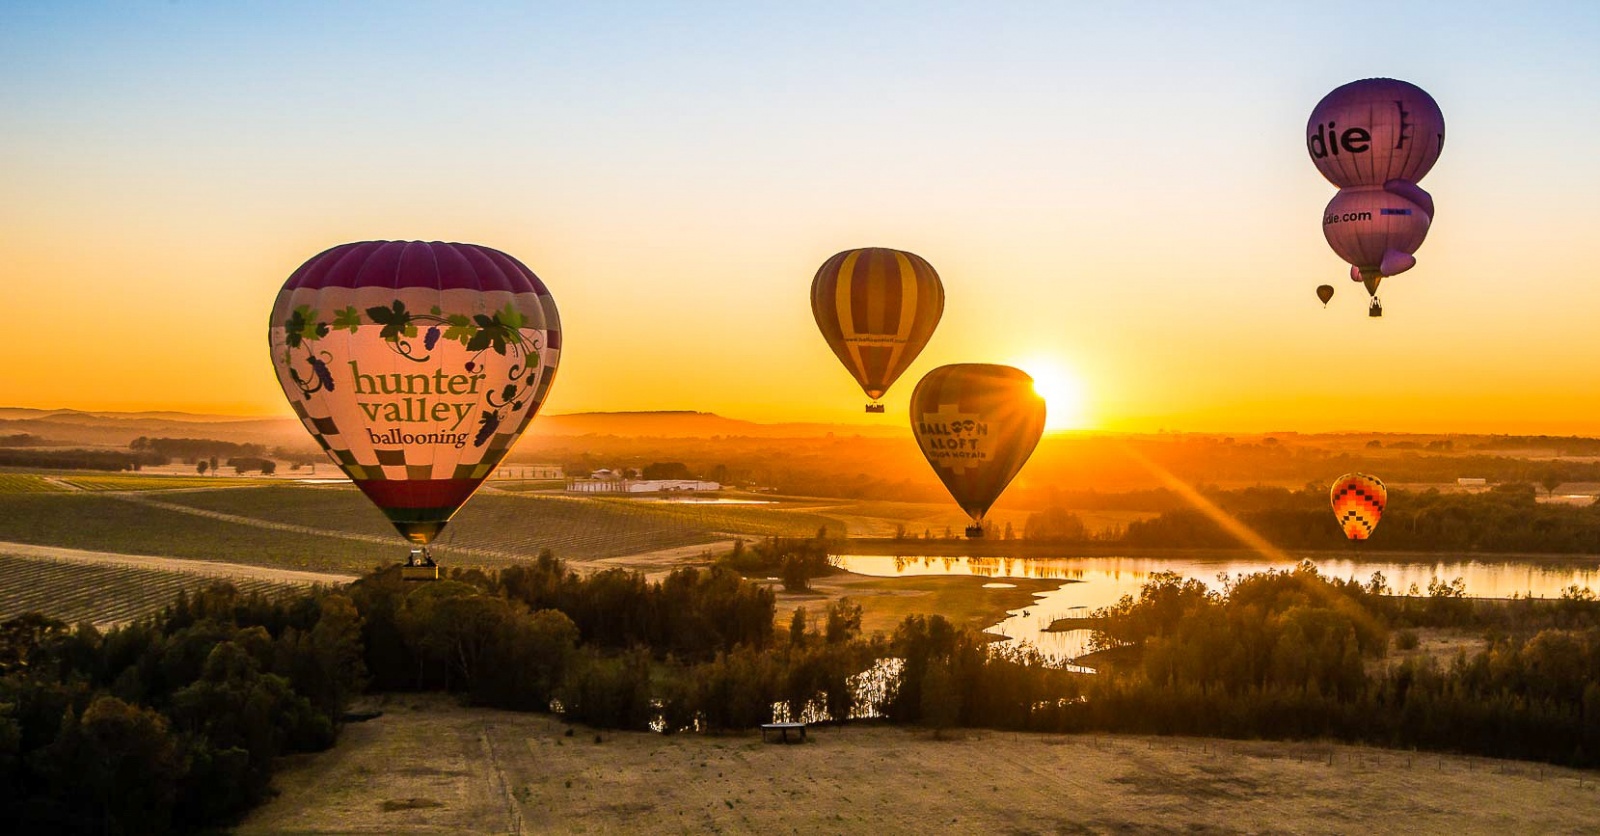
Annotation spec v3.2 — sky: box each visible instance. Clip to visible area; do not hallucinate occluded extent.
[2,1,1599,433]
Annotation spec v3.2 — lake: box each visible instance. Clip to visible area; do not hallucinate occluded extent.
[831,552,1600,663]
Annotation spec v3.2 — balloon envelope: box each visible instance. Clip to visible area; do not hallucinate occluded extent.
[1316,284,1335,305]
[812,247,944,403]
[910,364,1045,526]
[1322,187,1431,282]
[1307,78,1445,188]
[268,241,561,545]
[1330,473,1386,540]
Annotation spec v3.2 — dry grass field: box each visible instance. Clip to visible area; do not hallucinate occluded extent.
[241,694,1600,836]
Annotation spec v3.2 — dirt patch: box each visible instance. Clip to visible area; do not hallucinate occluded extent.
[775,572,1062,636]
[379,798,445,812]
[242,695,1600,835]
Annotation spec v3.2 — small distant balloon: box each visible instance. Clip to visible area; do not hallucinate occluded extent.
[1330,473,1386,541]
[910,364,1045,537]
[1316,285,1335,306]
[812,247,944,412]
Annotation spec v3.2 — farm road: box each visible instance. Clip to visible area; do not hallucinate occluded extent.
[0,541,358,586]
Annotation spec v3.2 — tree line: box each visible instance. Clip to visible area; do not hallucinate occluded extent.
[1021,482,1600,554]
[6,551,1600,833]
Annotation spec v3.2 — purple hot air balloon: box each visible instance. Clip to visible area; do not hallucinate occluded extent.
[1308,78,1445,317]
[1307,78,1445,189]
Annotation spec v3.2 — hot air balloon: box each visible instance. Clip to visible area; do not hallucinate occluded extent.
[812,247,944,413]
[1307,78,1445,189]
[1307,78,1445,318]
[1321,185,1432,308]
[1316,285,1335,306]
[910,364,1045,538]
[269,241,561,578]
[1330,473,1386,541]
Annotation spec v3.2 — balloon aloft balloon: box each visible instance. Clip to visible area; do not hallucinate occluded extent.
[911,364,1045,537]
[269,241,561,549]
[1330,473,1386,541]
[1316,285,1335,305]
[1307,78,1445,188]
[812,247,944,412]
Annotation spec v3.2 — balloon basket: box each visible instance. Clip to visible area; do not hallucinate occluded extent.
[1368,300,1383,318]
[401,565,440,582]
[964,525,985,539]
[865,403,885,413]
[402,547,439,581]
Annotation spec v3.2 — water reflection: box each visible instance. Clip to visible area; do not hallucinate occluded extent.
[834,553,1600,663]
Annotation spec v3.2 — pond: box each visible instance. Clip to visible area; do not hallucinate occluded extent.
[831,553,1600,663]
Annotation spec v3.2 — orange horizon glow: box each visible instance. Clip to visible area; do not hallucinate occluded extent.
[4,7,1599,437]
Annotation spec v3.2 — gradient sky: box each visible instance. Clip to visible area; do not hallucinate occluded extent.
[3,2,1598,433]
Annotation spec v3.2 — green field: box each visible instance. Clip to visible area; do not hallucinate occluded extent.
[0,554,302,627]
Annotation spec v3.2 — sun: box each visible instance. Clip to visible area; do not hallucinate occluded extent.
[1014,357,1090,431]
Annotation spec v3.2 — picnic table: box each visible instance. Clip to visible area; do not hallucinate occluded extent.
[760,722,807,743]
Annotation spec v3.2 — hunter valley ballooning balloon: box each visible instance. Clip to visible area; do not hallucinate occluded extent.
[1308,78,1445,317]
[911,364,1045,538]
[811,247,944,413]
[268,241,561,574]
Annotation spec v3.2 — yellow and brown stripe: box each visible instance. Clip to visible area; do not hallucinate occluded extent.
[811,247,944,400]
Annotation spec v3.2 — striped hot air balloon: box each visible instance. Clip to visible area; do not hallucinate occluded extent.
[1330,473,1387,541]
[268,241,561,570]
[911,364,1046,537]
[811,247,944,412]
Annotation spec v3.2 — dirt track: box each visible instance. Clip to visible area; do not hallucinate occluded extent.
[240,695,1600,835]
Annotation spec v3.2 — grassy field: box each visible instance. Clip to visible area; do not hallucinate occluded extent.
[590,496,850,538]
[241,695,1600,836]
[157,487,726,561]
[56,474,274,491]
[0,474,70,493]
[0,553,305,627]
[0,492,398,573]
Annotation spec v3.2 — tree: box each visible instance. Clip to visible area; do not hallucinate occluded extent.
[1025,507,1087,541]
[261,460,277,476]
[789,607,807,647]
[1541,470,1563,499]
[824,599,862,645]
[920,661,961,738]
[197,460,209,476]
[642,462,693,480]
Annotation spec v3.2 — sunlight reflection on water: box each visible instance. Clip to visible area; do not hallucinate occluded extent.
[831,553,1600,663]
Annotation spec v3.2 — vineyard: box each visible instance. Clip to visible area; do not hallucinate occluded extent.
[597,497,851,538]
[158,487,727,560]
[56,474,274,491]
[155,485,861,556]
[0,553,304,627]
[0,474,70,493]
[0,492,398,573]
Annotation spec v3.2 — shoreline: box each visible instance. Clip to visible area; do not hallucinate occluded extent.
[828,538,1600,564]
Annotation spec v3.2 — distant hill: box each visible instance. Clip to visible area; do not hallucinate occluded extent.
[0,409,310,450]
[0,407,903,449]
[534,411,903,439]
